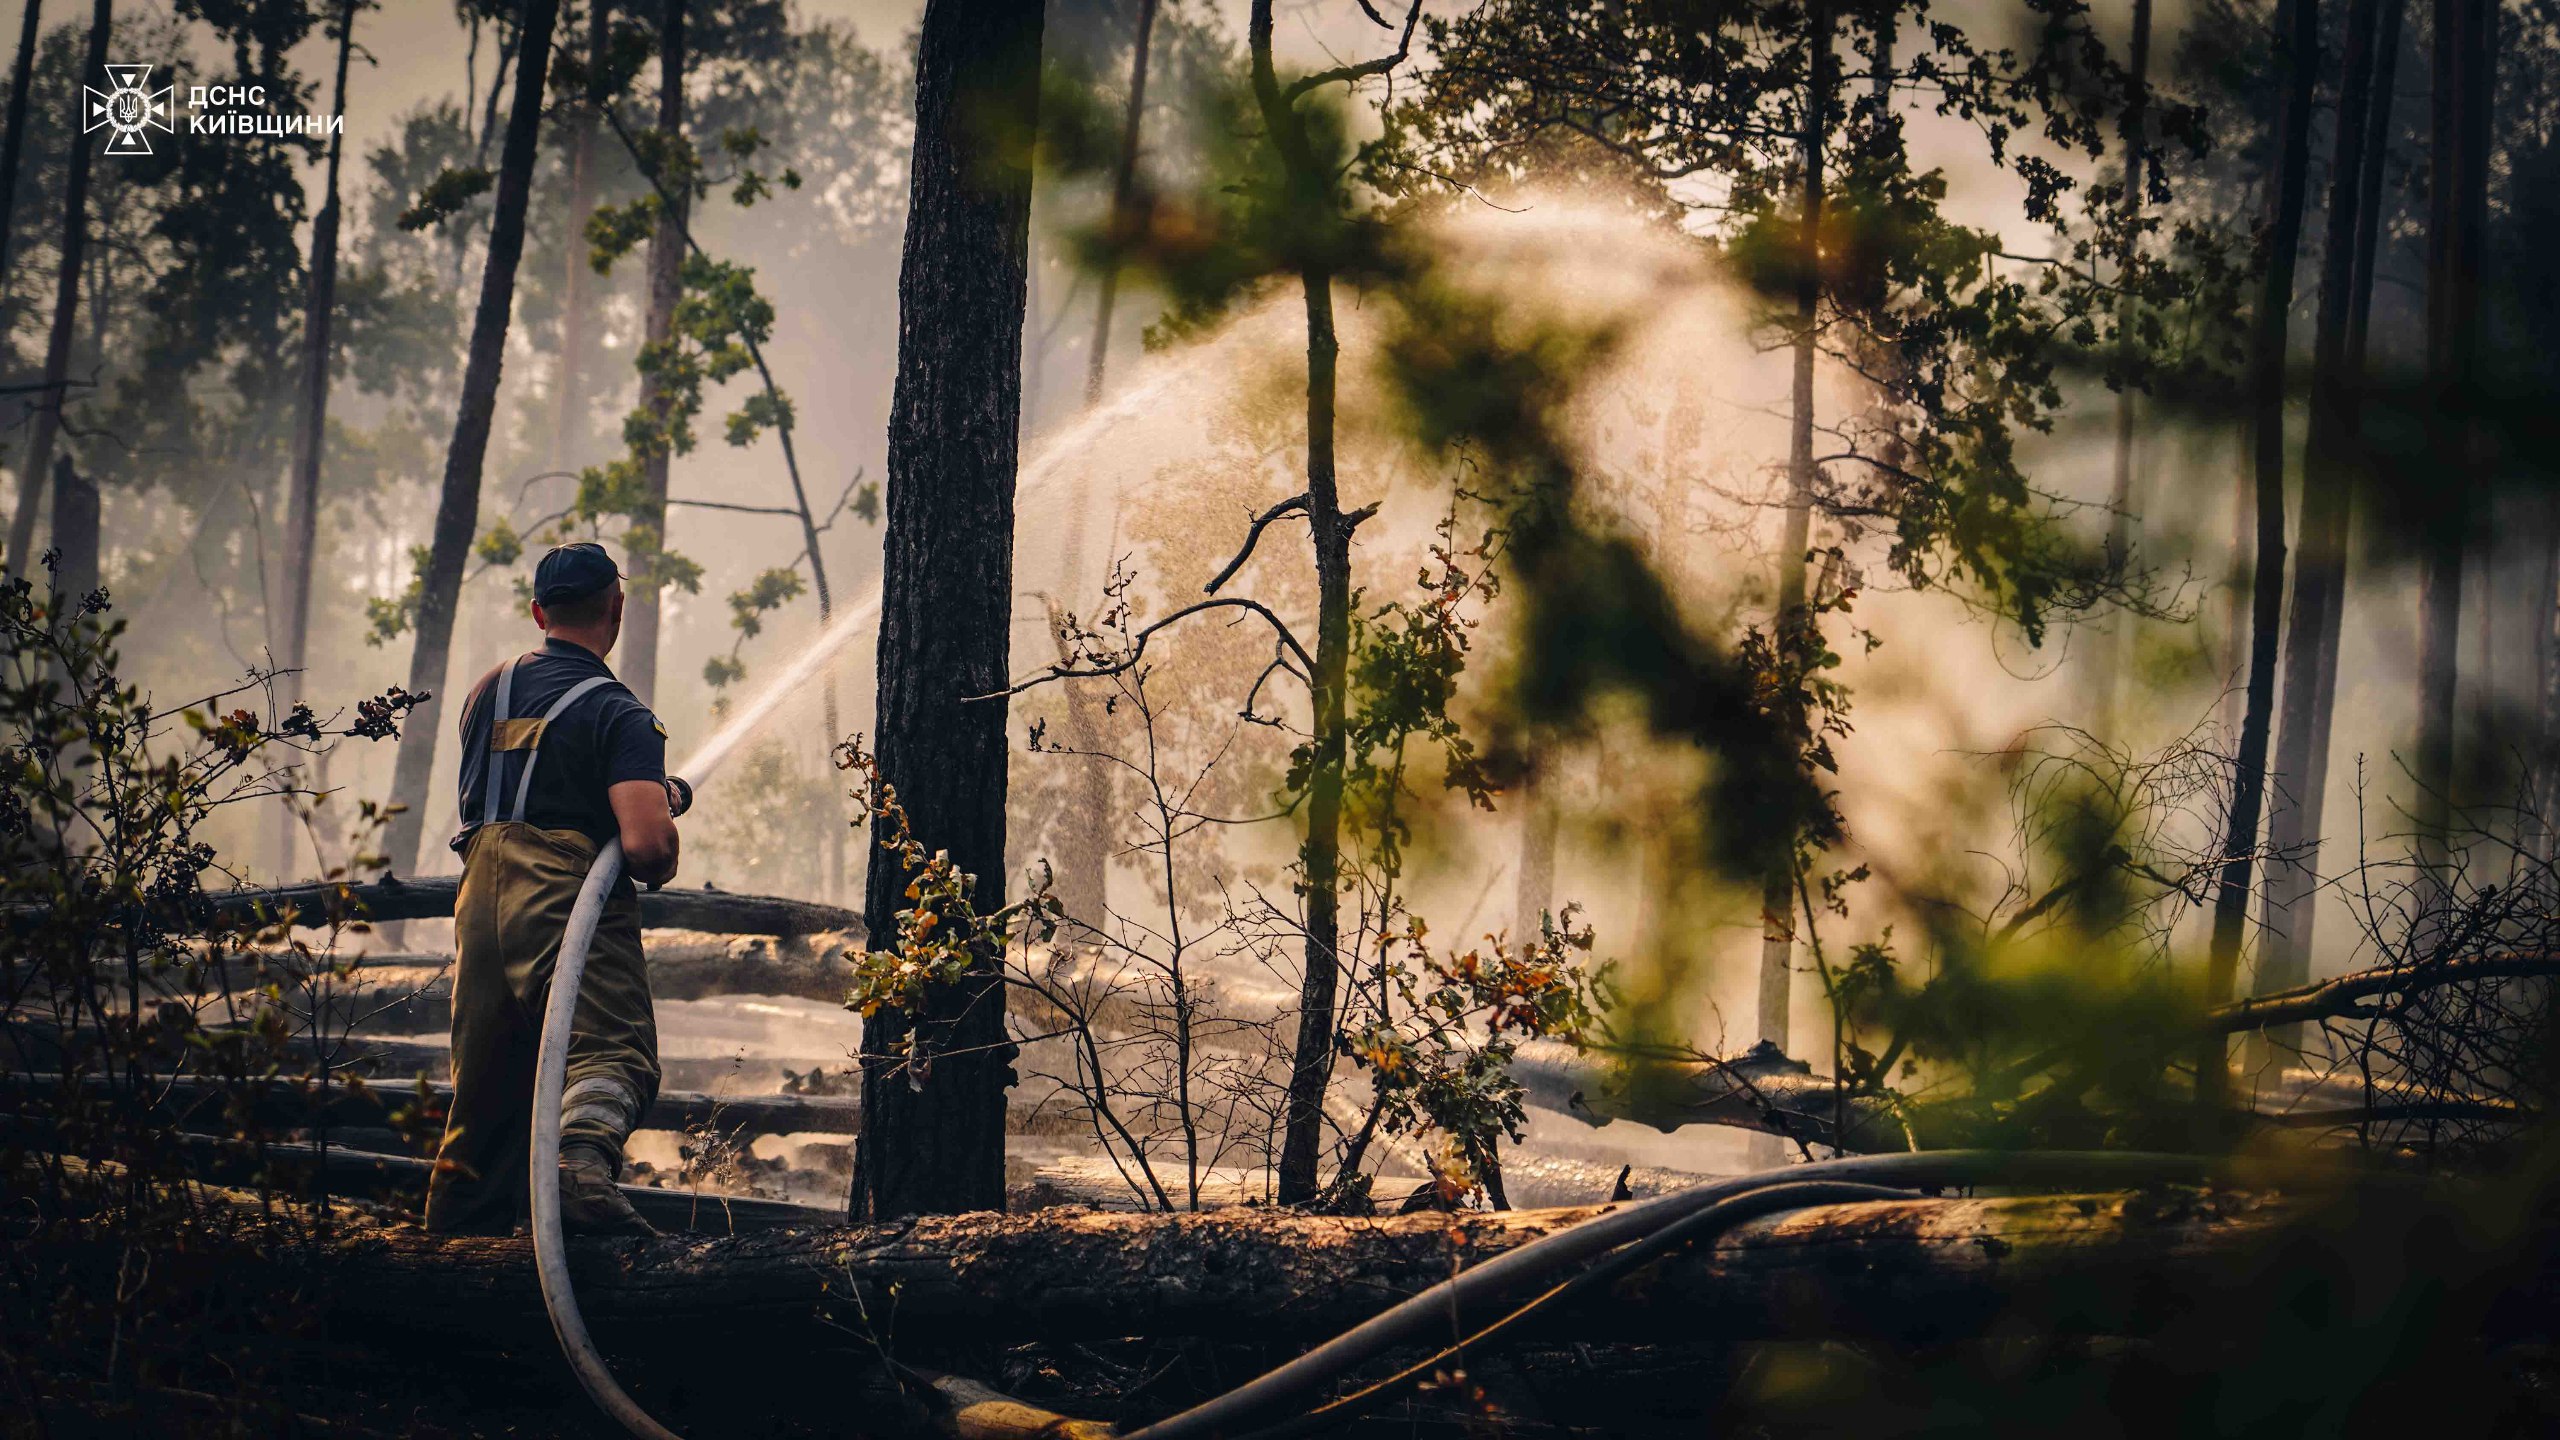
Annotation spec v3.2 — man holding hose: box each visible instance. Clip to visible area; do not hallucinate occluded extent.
[424,541,693,1237]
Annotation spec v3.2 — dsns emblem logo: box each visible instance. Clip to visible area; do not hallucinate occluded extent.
[86,64,171,155]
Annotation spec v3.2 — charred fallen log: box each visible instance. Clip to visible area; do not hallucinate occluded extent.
[120,1180,2321,1352]
[0,1069,866,1140]
[21,874,866,938]
[1513,1038,2542,1153]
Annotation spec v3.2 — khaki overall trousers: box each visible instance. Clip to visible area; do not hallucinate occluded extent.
[423,659,659,1236]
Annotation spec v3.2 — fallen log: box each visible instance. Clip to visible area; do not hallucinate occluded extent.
[1514,1041,2536,1153]
[179,875,861,937]
[0,1070,866,1140]
[132,1179,2324,1352]
[150,932,852,1018]
[1513,1039,1909,1151]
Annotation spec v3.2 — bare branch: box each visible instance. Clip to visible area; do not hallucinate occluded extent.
[969,598,1314,702]
[2210,954,2560,1035]
[1204,494,1307,595]
[1280,0,1426,105]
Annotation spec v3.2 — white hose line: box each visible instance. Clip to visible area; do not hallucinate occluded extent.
[530,836,684,1440]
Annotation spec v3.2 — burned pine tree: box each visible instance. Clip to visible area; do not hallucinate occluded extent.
[0,0,40,283]
[2255,0,2400,1065]
[617,0,687,706]
[4,0,106,580]
[852,0,1046,1222]
[2411,0,2497,889]
[2196,0,2319,1108]
[271,0,362,873]
[383,0,562,874]
[549,0,613,475]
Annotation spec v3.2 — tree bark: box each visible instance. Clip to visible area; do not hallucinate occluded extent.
[271,0,360,876]
[853,0,1044,1222]
[47,455,95,607]
[173,873,860,936]
[1247,0,1359,1205]
[0,0,41,286]
[620,0,689,707]
[2091,0,2153,735]
[2411,0,2495,891]
[549,0,612,474]
[2253,0,2388,1070]
[1080,0,1158,407]
[4,0,105,582]
[381,0,565,874]
[1511,767,1559,942]
[2197,0,2319,1114]
[92,1182,2324,1355]
[1759,0,1836,1059]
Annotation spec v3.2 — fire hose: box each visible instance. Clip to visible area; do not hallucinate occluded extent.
[520,764,2284,1440]
[531,895,2258,1440]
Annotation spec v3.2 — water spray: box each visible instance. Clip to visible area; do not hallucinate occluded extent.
[524,365,1191,1438]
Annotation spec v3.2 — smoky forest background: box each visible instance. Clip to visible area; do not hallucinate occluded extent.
[8,0,2560,1434]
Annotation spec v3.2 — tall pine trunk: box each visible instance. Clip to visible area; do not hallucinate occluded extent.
[620,0,688,706]
[1081,0,1157,406]
[2254,0,2394,1066]
[2091,0,2153,734]
[1250,0,1358,1207]
[382,0,563,874]
[272,0,360,876]
[550,0,612,474]
[2411,0,2494,891]
[2198,0,2319,1112]
[1758,0,1835,1058]
[5,0,106,580]
[48,455,94,604]
[851,0,1044,1222]
[0,0,41,282]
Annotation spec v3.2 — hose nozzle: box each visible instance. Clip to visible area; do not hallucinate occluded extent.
[663,775,694,818]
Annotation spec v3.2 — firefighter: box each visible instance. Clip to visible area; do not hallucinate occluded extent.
[424,541,691,1237]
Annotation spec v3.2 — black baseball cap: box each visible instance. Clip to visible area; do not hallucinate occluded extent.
[533,542,624,606]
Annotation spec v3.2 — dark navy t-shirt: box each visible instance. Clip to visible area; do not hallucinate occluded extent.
[451,637,666,852]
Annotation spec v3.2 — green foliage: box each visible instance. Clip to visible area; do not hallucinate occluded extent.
[396,164,494,231]
[696,566,805,689]
[0,551,439,1420]
[1344,906,1612,1187]
[472,516,523,567]
[362,544,432,646]
[835,738,1059,1031]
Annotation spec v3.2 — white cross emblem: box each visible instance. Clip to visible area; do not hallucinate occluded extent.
[85,64,172,156]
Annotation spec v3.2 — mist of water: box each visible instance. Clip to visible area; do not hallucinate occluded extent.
[672,363,1194,786]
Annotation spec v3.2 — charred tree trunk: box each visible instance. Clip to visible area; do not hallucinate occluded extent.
[1080,0,1158,407]
[2411,0,2495,891]
[1248,0,1360,1206]
[4,0,105,581]
[2091,0,2153,734]
[271,0,360,876]
[47,456,94,606]
[2253,0,2389,1071]
[620,0,689,707]
[382,0,563,874]
[1512,767,1559,943]
[0,0,40,284]
[2198,0,2319,1113]
[1759,0,1835,1058]
[549,0,612,474]
[853,0,1044,1222]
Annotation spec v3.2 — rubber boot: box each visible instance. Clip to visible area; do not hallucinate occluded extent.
[559,1140,659,1237]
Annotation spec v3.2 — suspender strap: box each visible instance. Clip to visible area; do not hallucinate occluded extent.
[507,676,617,823]
[482,658,520,829]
